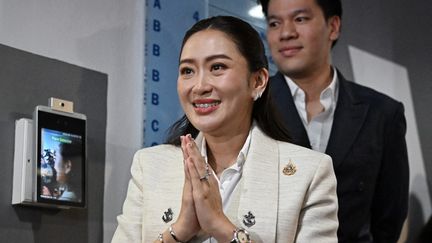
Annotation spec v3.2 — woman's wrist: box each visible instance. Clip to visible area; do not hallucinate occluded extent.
[210,216,237,243]
[169,224,186,242]
[156,227,185,243]
[168,222,191,242]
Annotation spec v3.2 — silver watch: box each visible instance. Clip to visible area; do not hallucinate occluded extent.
[230,227,251,243]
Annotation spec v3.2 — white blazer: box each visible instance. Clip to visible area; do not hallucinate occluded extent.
[112,126,338,242]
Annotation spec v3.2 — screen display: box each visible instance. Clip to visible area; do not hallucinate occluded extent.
[40,128,83,203]
[36,108,86,208]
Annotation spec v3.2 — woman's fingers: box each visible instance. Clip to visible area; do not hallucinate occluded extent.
[185,138,209,178]
[175,135,201,240]
[182,135,231,239]
[181,134,194,179]
[172,133,228,241]
[180,135,189,161]
[186,157,210,188]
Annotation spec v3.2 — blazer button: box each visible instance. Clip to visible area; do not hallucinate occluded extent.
[358,181,365,192]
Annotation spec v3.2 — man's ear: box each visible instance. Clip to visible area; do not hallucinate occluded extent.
[328,15,341,42]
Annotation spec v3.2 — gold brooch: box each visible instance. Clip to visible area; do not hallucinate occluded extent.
[283,159,297,176]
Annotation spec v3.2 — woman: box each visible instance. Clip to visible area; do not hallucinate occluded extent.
[112,16,338,243]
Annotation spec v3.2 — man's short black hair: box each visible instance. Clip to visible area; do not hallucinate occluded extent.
[259,0,342,21]
[259,0,342,47]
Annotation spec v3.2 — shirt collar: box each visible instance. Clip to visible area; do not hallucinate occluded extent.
[284,67,339,101]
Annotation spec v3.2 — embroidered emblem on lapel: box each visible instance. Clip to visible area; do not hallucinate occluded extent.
[283,159,297,176]
[162,208,173,223]
[243,211,256,227]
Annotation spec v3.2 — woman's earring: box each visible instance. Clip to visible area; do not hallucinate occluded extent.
[253,91,262,101]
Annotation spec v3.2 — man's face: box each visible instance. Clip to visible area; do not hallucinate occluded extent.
[266,0,340,79]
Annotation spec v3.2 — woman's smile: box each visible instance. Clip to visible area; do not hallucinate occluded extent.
[193,99,221,115]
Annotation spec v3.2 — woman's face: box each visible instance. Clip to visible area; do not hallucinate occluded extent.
[177,29,257,136]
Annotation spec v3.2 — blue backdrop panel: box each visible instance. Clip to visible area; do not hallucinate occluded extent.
[144,0,208,146]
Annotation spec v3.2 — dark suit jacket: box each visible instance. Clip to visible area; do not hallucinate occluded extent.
[269,71,409,243]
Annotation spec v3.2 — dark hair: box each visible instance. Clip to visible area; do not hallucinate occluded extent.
[259,0,342,47]
[165,16,291,145]
[58,140,82,197]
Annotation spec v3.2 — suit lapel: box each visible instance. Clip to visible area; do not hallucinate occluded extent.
[270,72,310,148]
[325,74,369,168]
[233,126,279,241]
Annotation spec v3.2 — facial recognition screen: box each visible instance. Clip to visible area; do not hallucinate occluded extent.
[40,128,83,202]
[36,108,86,208]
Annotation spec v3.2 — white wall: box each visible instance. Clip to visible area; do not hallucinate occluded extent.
[0,0,144,242]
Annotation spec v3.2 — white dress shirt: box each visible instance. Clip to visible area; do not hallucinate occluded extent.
[284,68,339,152]
[199,124,253,243]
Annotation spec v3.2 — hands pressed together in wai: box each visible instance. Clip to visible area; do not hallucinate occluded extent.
[163,134,237,243]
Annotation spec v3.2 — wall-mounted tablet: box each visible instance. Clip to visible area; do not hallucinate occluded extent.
[34,105,86,208]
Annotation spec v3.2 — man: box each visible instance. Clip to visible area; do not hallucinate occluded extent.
[259,0,409,242]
